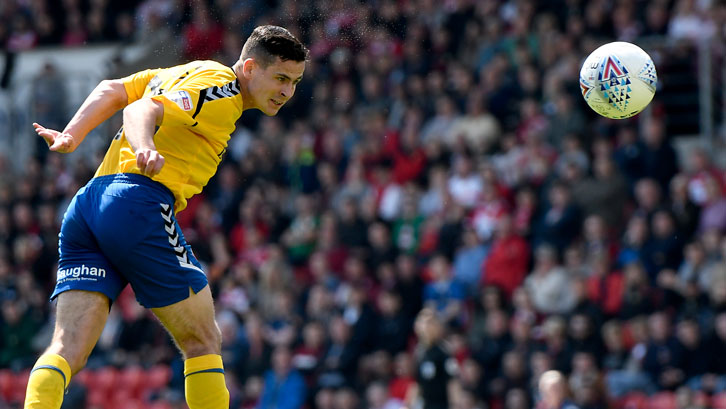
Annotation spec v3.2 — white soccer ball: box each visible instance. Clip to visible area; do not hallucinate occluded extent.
[580,41,657,119]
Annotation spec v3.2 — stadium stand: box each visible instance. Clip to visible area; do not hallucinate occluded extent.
[1,0,726,408]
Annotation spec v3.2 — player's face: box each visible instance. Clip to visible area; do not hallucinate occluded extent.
[251,57,305,116]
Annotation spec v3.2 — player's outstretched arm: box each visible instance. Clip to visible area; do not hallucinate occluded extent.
[123,98,165,177]
[33,79,128,153]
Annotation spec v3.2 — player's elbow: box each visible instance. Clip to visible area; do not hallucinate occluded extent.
[98,79,128,111]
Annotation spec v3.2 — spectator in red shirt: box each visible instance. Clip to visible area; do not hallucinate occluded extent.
[483,215,530,299]
[182,3,224,61]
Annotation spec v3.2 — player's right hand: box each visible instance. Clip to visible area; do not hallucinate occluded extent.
[33,123,77,153]
[135,148,165,177]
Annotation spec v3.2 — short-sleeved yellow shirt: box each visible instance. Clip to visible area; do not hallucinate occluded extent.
[95,60,244,212]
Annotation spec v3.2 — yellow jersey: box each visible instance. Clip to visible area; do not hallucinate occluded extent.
[95,60,243,212]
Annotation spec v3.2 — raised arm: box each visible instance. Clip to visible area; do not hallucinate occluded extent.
[34,79,128,153]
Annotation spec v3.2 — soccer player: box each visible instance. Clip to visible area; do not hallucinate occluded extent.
[24,25,307,409]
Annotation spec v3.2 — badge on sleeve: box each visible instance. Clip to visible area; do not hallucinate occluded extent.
[167,90,193,111]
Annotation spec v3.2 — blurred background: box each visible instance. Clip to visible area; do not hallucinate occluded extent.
[1,0,726,408]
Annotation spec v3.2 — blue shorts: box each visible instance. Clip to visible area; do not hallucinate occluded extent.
[52,173,207,308]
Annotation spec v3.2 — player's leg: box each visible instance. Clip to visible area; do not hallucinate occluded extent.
[25,290,110,409]
[151,285,229,409]
[26,182,126,409]
[92,175,228,408]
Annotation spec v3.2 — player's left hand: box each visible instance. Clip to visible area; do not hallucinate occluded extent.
[33,123,77,153]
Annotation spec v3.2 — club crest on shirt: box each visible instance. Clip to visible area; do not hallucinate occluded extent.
[421,361,436,379]
[168,90,193,111]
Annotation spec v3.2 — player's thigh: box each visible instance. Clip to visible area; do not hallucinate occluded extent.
[151,285,221,358]
[46,290,110,373]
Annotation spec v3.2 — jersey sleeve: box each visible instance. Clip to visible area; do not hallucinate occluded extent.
[120,68,162,104]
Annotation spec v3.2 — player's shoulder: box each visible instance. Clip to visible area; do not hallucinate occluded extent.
[185,60,236,82]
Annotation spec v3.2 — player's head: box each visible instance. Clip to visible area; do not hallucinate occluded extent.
[238,25,308,116]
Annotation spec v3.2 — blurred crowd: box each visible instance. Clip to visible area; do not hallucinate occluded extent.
[2,0,726,409]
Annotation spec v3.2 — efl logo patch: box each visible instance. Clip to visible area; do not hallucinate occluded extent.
[168,90,193,111]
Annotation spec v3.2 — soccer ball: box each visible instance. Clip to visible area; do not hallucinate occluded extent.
[580,41,658,119]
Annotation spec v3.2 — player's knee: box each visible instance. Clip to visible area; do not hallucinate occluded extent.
[180,323,222,358]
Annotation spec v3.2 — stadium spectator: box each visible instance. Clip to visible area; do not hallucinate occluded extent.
[257,346,307,409]
[2,0,726,408]
[482,215,530,299]
[538,370,580,409]
[525,244,577,315]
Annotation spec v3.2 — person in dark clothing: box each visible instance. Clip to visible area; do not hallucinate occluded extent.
[412,308,456,409]
[375,289,410,355]
[337,197,369,249]
[472,309,511,379]
[642,210,684,281]
[238,312,273,384]
[620,262,655,320]
[318,315,360,389]
[640,119,678,192]
[693,311,726,393]
[567,313,604,358]
[343,284,379,356]
[674,318,710,381]
[395,254,424,324]
[613,126,645,189]
[669,174,701,239]
[367,222,399,271]
[533,182,581,254]
[643,312,685,390]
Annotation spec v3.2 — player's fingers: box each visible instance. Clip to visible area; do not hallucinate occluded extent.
[145,152,162,176]
[143,156,156,176]
[36,129,55,145]
[149,155,165,176]
[136,150,149,171]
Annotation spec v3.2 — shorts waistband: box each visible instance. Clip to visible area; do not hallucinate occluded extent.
[87,173,175,206]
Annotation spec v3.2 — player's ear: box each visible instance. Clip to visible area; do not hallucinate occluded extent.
[241,58,257,78]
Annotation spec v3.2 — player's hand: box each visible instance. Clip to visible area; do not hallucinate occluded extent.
[33,123,77,153]
[135,148,165,177]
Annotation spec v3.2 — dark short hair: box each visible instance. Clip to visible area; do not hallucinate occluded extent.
[241,25,308,67]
